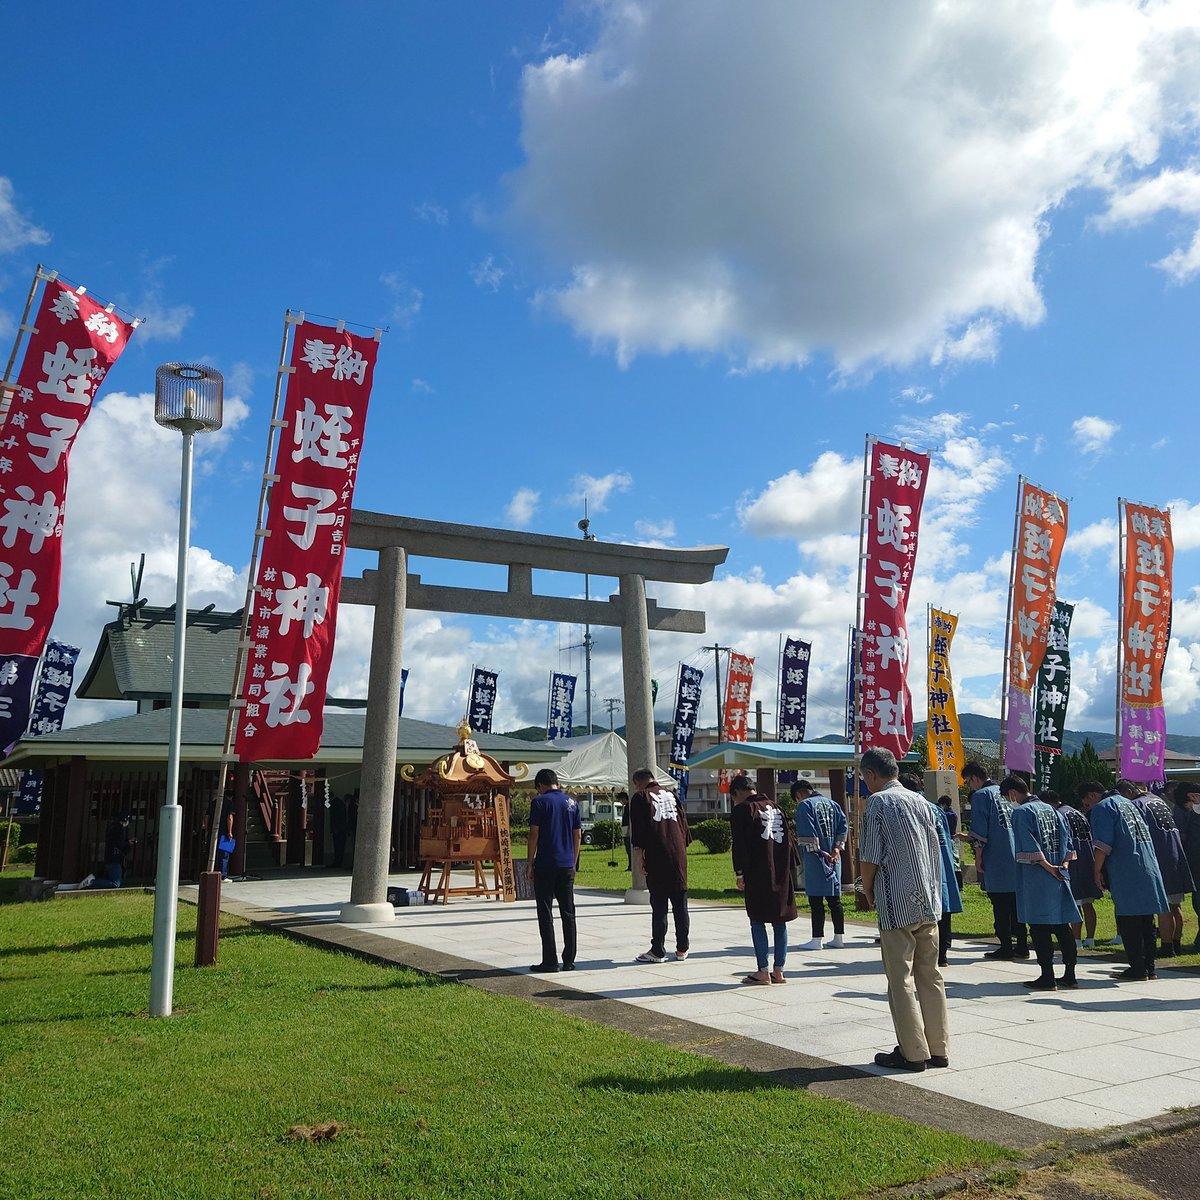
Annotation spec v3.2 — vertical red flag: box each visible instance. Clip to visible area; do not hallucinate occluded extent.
[1118,501,1172,781]
[859,440,930,759]
[1002,479,1067,772]
[0,276,136,750]
[234,323,379,760]
[721,652,755,742]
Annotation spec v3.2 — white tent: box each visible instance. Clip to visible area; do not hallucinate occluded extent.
[552,730,676,793]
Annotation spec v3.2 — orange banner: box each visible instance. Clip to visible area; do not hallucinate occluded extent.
[927,609,963,777]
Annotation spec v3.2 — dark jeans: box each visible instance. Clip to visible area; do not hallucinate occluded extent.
[217,850,231,880]
[1116,914,1157,977]
[1030,923,1077,980]
[650,890,690,956]
[750,921,788,971]
[988,891,1028,952]
[938,910,953,963]
[811,895,844,939]
[104,860,123,888]
[534,866,577,967]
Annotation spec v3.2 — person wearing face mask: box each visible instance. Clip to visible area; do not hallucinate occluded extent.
[1173,781,1200,950]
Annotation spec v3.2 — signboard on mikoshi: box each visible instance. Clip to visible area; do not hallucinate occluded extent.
[233,322,379,760]
[1002,478,1067,772]
[927,608,963,778]
[1033,600,1073,792]
[856,439,930,759]
[0,271,137,753]
[1118,501,1173,782]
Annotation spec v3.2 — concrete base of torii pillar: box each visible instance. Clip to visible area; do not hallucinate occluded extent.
[619,572,654,906]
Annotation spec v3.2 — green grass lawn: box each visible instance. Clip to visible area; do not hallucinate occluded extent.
[0,893,1007,1200]
[0,860,33,904]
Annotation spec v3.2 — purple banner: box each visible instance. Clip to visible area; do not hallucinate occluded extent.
[1005,680,1035,773]
[1120,701,1167,782]
[778,637,811,743]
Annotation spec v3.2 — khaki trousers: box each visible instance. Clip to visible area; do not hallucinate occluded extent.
[879,921,949,1063]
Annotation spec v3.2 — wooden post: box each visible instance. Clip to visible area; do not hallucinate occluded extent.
[285,772,307,866]
[59,758,90,882]
[830,768,853,887]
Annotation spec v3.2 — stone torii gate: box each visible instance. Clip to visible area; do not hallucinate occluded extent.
[337,511,728,923]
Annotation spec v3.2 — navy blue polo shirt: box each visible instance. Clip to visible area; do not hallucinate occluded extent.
[530,789,581,870]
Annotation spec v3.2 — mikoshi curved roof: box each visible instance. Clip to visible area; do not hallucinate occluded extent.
[685,741,920,771]
[553,730,676,793]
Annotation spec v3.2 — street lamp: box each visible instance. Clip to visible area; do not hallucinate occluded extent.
[149,364,223,1018]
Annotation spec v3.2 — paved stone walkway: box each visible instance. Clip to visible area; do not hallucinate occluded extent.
[199,872,1200,1132]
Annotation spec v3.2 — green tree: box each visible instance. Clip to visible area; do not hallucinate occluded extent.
[1048,738,1114,798]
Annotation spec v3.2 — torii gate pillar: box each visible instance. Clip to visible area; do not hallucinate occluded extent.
[620,573,653,902]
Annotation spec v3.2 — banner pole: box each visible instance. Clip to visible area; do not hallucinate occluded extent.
[1116,497,1126,777]
[850,434,873,907]
[997,476,1025,772]
[204,310,300,877]
[0,265,48,427]
[775,633,783,741]
[926,602,932,773]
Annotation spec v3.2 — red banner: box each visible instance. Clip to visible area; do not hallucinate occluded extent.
[1003,479,1067,772]
[722,651,754,742]
[0,276,136,750]
[234,321,379,760]
[1118,501,1172,781]
[858,440,930,759]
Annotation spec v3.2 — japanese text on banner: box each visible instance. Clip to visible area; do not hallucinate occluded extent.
[468,667,498,734]
[722,652,754,743]
[669,664,704,769]
[233,322,379,760]
[0,278,135,753]
[547,671,576,739]
[1003,480,1067,773]
[778,637,811,743]
[1119,503,1172,782]
[927,609,962,777]
[859,440,930,759]
[14,638,79,814]
[1033,601,1073,791]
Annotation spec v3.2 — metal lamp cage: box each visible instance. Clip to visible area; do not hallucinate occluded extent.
[154,363,224,433]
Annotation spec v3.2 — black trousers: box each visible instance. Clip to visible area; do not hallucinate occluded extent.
[650,890,690,956]
[989,891,1028,952]
[1116,914,1157,977]
[811,895,844,939]
[534,867,577,967]
[1030,923,1077,979]
[938,910,953,962]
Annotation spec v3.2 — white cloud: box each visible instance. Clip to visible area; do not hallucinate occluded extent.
[899,386,934,405]
[1167,499,1200,551]
[738,451,862,539]
[470,254,506,291]
[127,258,193,343]
[380,272,424,327]
[413,200,449,226]
[0,177,49,254]
[1071,415,1120,454]
[505,486,540,528]
[1098,167,1200,282]
[411,378,434,394]
[511,2,1200,372]
[1065,517,1117,560]
[634,517,675,540]
[565,470,632,513]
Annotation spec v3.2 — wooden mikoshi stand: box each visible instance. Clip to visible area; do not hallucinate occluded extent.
[406,723,521,906]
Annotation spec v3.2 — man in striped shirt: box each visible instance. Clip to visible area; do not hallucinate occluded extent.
[859,747,949,1073]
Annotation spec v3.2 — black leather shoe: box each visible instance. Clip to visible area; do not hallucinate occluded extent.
[1022,977,1057,991]
[561,962,576,971]
[1115,967,1147,981]
[1058,975,1079,989]
[926,1055,949,1068]
[874,1048,926,1072]
[529,962,559,973]
[1013,949,1032,959]
[984,948,1014,960]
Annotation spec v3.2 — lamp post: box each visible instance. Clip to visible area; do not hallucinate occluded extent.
[149,364,223,1018]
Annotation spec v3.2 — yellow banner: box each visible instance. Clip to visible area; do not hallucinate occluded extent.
[928,608,963,777]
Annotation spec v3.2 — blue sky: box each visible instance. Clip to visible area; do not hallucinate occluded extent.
[3,2,1200,736]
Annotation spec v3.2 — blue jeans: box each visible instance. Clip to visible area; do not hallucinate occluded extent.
[105,860,123,888]
[217,850,231,880]
[750,920,788,971]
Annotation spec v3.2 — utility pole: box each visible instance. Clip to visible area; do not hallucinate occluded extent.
[703,643,731,735]
[571,503,597,735]
[603,697,622,731]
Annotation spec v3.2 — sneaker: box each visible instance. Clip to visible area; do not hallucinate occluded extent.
[823,934,845,949]
[529,962,560,973]
[674,950,689,961]
[562,962,576,972]
[1022,977,1057,991]
[1146,970,1158,980]
[797,938,823,951]
[635,951,666,964]
[926,1055,950,1068]
[873,1048,926,1072]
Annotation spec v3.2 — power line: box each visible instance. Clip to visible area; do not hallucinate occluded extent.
[602,697,623,731]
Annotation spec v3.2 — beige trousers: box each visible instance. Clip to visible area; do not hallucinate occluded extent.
[879,921,949,1063]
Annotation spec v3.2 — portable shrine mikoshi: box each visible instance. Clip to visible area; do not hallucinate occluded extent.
[404,723,522,905]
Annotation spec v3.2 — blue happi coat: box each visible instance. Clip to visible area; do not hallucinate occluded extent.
[1090,795,1169,917]
[1013,799,1081,926]
[793,794,848,898]
[929,800,963,915]
[1054,802,1103,902]
[969,783,1018,894]
[1133,795,1195,898]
